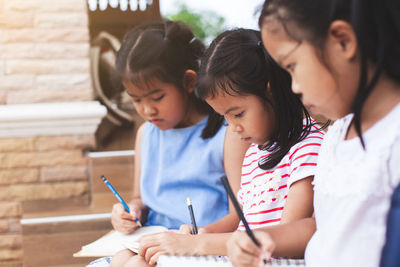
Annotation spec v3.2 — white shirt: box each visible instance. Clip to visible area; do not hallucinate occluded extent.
[305,103,400,267]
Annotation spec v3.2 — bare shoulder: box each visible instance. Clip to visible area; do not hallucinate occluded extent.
[223,127,250,171]
[135,123,146,145]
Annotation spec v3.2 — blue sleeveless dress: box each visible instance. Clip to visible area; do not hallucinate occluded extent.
[140,117,228,229]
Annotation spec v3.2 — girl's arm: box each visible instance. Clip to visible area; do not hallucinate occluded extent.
[280,176,314,224]
[226,157,316,265]
[111,123,147,233]
[140,215,316,266]
[202,128,250,233]
[129,124,146,209]
[227,217,316,266]
[139,232,235,265]
[176,176,315,259]
[218,177,314,262]
[263,216,316,257]
[130,123,149,219]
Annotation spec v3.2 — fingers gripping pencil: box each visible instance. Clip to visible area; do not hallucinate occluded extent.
[221,175,268,264]
[186,197,198,235]
[101,175,142,227]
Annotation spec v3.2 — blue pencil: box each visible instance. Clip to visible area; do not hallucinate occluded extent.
[101,175,141,226]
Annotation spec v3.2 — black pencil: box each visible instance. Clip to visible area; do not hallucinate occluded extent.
[220,175,260,247]
[186,197,198,234]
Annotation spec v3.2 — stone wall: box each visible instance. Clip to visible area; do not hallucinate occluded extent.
[0,0,92,104]
[0,0,104,263]
[0,202,22,262]
[0,136,93,205]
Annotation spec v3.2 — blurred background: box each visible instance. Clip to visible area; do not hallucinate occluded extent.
[0,1,260,266]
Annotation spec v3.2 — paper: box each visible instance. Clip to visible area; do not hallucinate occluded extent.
[73,225,168,257]
[157,255,305,267]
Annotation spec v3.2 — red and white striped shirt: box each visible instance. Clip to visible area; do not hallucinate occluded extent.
[237,125,324,230]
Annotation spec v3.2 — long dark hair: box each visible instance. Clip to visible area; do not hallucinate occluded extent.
[115,20,224,138]
[259,0,400,147]
[196,29,315,170]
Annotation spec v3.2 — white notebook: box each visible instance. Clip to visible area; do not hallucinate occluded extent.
[73,225,167,257]
[157,255,305,267]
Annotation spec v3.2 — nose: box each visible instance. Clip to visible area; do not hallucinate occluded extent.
[292,80,301,94]
[141,103,156,116]
[230,123,243,133]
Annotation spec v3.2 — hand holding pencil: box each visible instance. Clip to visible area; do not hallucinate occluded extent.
[111,202,142,233]
[227,230,275,267]
[220,175,271,266]
[178,197,209,235]
[101,175,142,233]
[186,197,198,235]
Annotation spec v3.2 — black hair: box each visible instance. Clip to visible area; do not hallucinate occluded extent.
[259,0,400,147]
[196,29,316,170]
[115,20,224,139]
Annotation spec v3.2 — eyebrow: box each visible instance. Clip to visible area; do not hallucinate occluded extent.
[276,42,301,65]
[224,106,240,116]
[126,89,163,98]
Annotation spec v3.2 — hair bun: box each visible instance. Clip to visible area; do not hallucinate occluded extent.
[164,21,192,44]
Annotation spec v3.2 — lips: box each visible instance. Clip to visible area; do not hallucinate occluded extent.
[149,119,162,125]
[304,103,315,110]
[241,137,251,141]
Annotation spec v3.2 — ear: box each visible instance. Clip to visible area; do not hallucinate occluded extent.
[182,70,197,93]
[327,20,358,61]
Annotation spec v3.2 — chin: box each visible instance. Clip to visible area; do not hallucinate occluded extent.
[324,110,349,121]
[155,124,171,130]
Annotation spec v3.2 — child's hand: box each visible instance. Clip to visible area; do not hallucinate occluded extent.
[111,203,141,234]
[178,224,207,234]
[138,232,196,265]
[227,230,275,267]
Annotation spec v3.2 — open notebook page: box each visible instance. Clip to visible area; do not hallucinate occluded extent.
[73,225,167,257]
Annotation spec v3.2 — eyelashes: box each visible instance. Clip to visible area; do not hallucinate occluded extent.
[131,94,165,103]
[234,111,244,118]
[153,95,165,101]
[284,63,296,72]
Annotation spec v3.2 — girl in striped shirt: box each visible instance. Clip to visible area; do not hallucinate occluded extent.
[137,28,325,264]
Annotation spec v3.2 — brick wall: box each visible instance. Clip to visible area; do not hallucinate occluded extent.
[0,0,92,104]
[0,136,93,205]
[0,0,101,263]
[0,202,22,262]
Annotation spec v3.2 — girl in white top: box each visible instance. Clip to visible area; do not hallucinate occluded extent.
[226,0,400,267]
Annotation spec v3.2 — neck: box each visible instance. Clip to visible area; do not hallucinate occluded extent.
[348,74,400,138]
[175,102,206,129]
[362,74,400,126]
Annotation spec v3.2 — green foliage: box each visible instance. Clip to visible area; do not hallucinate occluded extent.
[165,3,226,44]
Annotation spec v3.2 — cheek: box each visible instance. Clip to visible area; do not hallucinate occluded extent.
[263,113,275,137]
[166,97,187,117]
[297,62,336,97]
[133,103,144,115]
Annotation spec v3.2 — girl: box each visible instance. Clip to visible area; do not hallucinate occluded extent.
[136,29,324,265]
[107,21,249,266]
[227,1,400,266]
